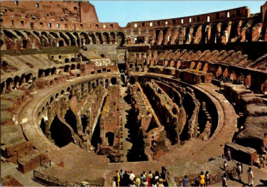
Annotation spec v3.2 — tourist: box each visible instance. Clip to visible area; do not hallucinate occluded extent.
[183,175,188,187]
[130,171,135,182]
[123,171,130,186]
[136,176,141,187]
[130,180,136,187]
[147,175,151,187]
[140,173,145,182]
[147,171,153,179]
[247,167,254,186]
[161,170,168,186]
[226,148,231,161]
[222,174,227,187]
[199,171,205,187]
[158,178,164,187]
[120,169,124,179]
[237,163,242,181]
[155,171,160,183]
[264,133,267,153]
[120,169,124,186]
[142,178,148,187]
[116,170,120,187]
[259,154,266,168]
[151,179,157,187]
[223,161,227,171]
[205,171,210,186]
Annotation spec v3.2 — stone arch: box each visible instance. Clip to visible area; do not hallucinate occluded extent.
[190,61,196,69]
[202,63,209,72]
[65,32,76,46]
[71,64,75,70]
[164,60,169,67]
[88,32,96,44]
[65,58,70,63]
[80,32,90,45]
[3,30,21,41]
[245,74,251,88]
[229,21,240,41]
[50,96,54,103]
[196,62,202,70]
[216,66,223,77]
[59,32,70,46]
[130,76,136,84]
[73,32,80,46]
[50,115,74,147]
[95,32,102,44]
[41,31,50,46]
[111,77,117,85]
[102,32,109,44]
[156,30,164,45]
[55,93,59,99]
[210,24,218,44]
[261,80,267,94]
[19,74,26,86]
[6,78,13,92]
[110,32,116,44]
[117,32,125,46]
[15,30,31,49]
[14,75,20,88]
[230,71,237,81]
[176,61,181,69]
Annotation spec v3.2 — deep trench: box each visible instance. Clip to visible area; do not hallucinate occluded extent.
[124,94,148,162]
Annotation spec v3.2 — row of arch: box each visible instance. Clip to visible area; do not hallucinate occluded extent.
[141,19,262,46]
[1,29,126,50]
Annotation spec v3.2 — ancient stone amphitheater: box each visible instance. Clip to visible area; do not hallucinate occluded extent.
[1,1,267,186]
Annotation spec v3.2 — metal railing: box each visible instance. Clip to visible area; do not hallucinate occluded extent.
[175,167,238,187]
[33,170,104,186]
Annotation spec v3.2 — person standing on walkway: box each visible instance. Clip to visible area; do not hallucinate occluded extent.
[247,167,254,186]
[237,163,242,182]
[222,174,227,187]
[259,154,266,168]
[223,161,227,171]
[199,171,205,187]
[205,171,210,186]
[116,170,120,187]
[226,148,231,161]
[183,175,188,187]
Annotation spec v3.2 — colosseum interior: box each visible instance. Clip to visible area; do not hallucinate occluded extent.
[1,1,267,186]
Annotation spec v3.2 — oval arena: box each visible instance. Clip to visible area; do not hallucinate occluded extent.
[1,1,267,186]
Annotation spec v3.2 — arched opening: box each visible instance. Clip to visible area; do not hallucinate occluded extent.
[110,32,115,44]
[73,32,80,46]
[64,65,70,72]
[89,32,96,44]
[65,58,69,63]
[71,58,76,62]
[64,108,78,133]
[103,32,109,44]
[105,79,108,89]
[117,32,125,46]
[81,114,88,133]
[106,132,114,146]
[59,32,69,46]
[40,118,46,135]
[95,32,102,44]
[111,77,117,85]
[58,40,64,46]
[66,32,76,46]
[50,115,74,147]
[80,32,90,45]
[130,77,136,84]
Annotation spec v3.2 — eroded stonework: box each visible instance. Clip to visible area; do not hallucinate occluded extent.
[1,1,267,186]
